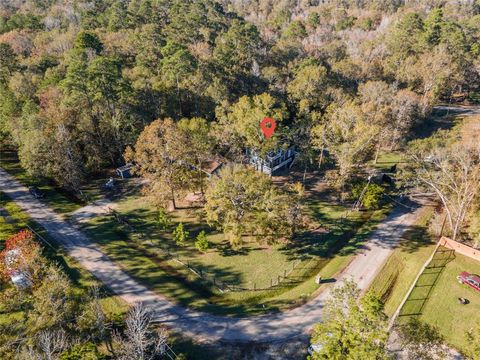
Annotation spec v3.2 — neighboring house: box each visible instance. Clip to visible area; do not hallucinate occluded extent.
[4,249,33,290]
[247,146,296,175]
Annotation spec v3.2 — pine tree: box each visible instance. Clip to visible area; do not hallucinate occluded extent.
[173,223,189,246]
[157,208,171,231]
[194,231,209,252]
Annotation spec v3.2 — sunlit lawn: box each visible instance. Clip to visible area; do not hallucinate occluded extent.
[370,205,480,352]
[369,208,436,316]
[81,191,390,316]
[408,253,480,352]
[371,151,404,172]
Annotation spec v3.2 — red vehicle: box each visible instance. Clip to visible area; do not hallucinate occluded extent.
[457,272,480,292]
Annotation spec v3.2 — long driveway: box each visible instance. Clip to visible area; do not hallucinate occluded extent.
[0,168,425,342]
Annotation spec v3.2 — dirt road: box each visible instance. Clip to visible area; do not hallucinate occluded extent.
[0,167,428,342]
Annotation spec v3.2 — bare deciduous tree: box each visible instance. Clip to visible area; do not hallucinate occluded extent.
[113,304,167,360]
[18,330,68,360]
[36,329,68,360]
[412,144,480,241]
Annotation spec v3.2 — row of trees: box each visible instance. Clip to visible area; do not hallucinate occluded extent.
[0,230,169,360]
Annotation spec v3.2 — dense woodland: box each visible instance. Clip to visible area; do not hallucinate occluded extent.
[0,0,478,182]
[1,1,480,359]
[1,0,479,243]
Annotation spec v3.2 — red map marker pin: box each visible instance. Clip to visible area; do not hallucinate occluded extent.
[260,117,276,139]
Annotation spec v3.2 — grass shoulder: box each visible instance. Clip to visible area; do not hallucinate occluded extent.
[368,207,436,316]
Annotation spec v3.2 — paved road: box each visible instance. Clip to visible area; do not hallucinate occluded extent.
[0,168,426,342]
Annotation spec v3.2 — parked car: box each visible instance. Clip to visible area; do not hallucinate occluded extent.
[308,343,324,356]
[457,272,480,292]
[308,333,332,356]
[28,186,44,199]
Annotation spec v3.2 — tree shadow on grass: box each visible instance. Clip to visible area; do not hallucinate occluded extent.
[396,225,436,254]
[281,215,361,261]
[410,108,462,141]
[169,333,223,360]
[81,216,250,302]
[216,241,250,257]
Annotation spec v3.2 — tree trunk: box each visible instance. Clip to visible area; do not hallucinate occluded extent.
[374,143,381,165]
[171,188,176,210]
[318,146,324,169]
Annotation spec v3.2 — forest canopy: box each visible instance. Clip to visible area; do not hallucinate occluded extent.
[0,0,479,191]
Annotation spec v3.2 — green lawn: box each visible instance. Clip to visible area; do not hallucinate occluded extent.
[80,192,390,316]
[371,151,404,172]
[0,193,128,323]
[369,206,480,353]
[401,251,480,352]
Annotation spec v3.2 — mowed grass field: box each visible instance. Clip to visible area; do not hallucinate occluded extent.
[403,252,480,352]
[81,191,390,316]
[370,206,480,352]
[369,208,436,316]
[0,193,128,323]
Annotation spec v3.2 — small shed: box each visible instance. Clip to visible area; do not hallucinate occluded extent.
[116,163,134,179]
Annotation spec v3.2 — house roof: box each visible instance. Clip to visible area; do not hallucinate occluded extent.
[201,160,223,175]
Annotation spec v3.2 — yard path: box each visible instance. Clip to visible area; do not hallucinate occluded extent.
[69,198,117,223]
[0,167,428,342]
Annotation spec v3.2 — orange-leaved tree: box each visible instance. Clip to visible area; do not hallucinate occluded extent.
[0,229,41,282]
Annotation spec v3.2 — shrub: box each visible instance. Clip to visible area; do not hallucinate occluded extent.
[351,182,385,210]
[60,343,106,360]
[157,207,171,231]
[195,231,209,252]
[173,223,188,246]
[0,229,39,281]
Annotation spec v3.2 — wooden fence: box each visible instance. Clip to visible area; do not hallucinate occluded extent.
[440,236,480,262]
[106,205,363,293]
[107,208,311,293]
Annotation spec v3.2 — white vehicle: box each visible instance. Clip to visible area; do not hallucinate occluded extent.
[307,343,324,356]
[4,249,33,289]
[308,332,332,356]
